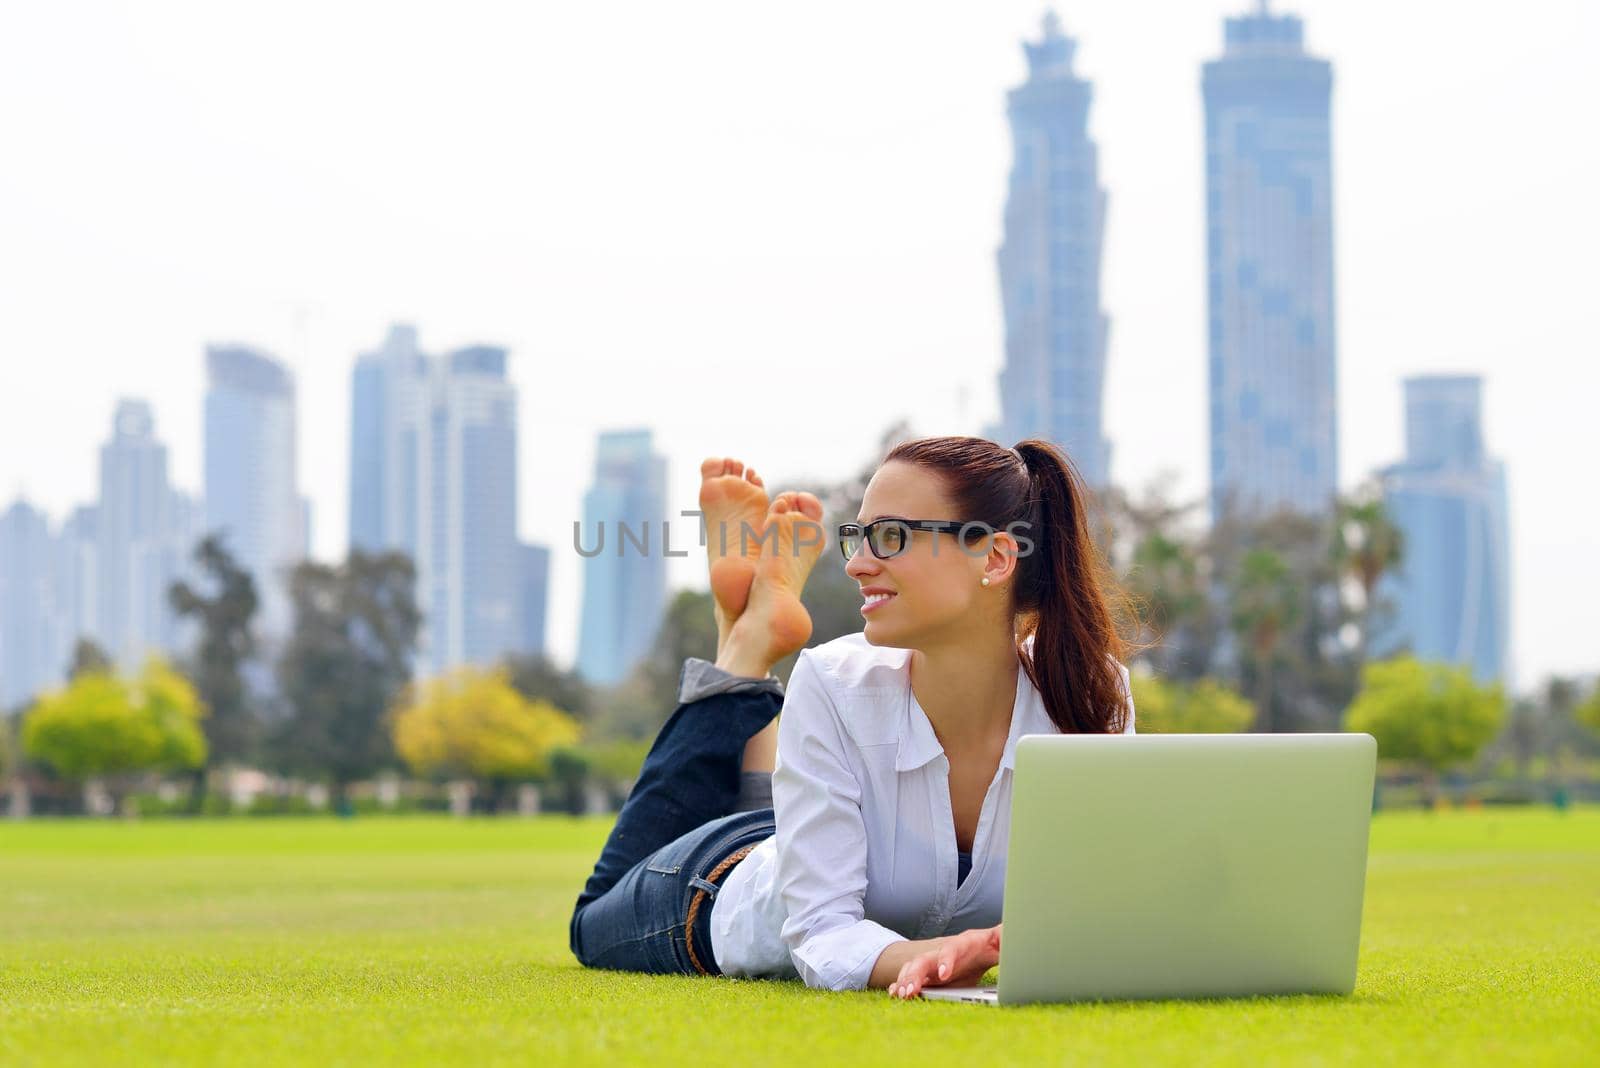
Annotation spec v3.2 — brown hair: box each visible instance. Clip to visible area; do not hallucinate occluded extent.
[883,435,1131,734]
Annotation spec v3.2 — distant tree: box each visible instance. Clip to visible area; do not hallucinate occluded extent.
[504,653,594,723]
[391,665,580,811]
[1343,656,1506,805]
[1577,683,1600,737]
[546,746,593,815]
[1501,695,1550,781]
[0,711,15,781]
[583,738,650,786]
[1501,678,1582,779]
[22,659,207,810]
[1229,547,1300,731]
[169,534,260,807]
[1101,478,1214,681]
[1331,486,1404,664]
[68,638,113,679]
[1129,674,1255,734]
[1208,506,1360,733]
[1126,531,1208,678]
[273,550,421,807]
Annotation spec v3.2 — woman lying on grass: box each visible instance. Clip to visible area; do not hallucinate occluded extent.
[568,435,1135,999]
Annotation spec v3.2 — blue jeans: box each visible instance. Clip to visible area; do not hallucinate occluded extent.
[569,666,781,976]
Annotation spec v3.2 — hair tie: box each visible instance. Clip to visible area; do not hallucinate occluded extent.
[1011,443,1031,479]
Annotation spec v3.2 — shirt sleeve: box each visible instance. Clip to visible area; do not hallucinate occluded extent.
[772,649,906,991]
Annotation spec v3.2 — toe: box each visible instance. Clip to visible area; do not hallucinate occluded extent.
[726,458,744,477]
[746,467,762,487]
[701,457,725,480]
[793,492,824,521]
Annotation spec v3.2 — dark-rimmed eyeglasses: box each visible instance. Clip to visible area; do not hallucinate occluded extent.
[837,519,976,562]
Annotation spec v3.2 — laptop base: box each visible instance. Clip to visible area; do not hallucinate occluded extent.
[920,986,999,1004]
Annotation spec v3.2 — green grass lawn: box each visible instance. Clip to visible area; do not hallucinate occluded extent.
[1,810,1596,1066]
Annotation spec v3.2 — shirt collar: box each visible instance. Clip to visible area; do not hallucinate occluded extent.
[894,637,1050,773]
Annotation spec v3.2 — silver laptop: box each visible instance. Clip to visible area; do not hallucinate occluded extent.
[924,733,1376,1005]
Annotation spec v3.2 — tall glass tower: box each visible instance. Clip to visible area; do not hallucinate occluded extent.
[346,326,523,676]
[1376,376,1511,685]
[0,499,62,709]
[1203,3,1337,519]
[204,345,308,643]
[576,429,668,686]
[517,541,550,658]
[96,400,184,666]
[995,12,1111,486]
[349,324,426,555]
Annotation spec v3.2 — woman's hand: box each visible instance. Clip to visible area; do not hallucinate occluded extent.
[888,923,1002,1000]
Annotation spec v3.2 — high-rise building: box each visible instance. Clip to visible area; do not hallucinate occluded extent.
[347,325,523,676]
[349,325,426,554]
[517,542,551,658]
[1375,376,1511,684]
[96,399,185,667]
[0,499,63,709]
[1203,3,1337,519]
[994,12,1112,486]
[576,429,667,686]
[204,345,308,641]
[53,504,101,664]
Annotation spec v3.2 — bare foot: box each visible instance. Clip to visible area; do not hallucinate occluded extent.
[717,491,827,678]
[698,457,771,652]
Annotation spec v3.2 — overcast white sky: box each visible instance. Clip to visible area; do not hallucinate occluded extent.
[2,1,1596,690]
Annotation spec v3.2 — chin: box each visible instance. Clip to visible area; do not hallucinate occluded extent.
[861,618,912,649]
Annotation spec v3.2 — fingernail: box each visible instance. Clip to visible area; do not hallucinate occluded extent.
[939,963,949,977]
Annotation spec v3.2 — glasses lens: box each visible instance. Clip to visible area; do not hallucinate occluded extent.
[869,521,909,558]
[838,525,863,562]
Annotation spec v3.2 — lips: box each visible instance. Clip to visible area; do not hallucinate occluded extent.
[860,589,896,616]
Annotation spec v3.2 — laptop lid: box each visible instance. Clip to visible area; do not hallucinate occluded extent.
[997,733,1376,1005]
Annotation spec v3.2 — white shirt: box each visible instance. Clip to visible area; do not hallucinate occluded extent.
[709,632,1135,990]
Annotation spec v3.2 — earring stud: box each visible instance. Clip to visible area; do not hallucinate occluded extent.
[980,576,990,587]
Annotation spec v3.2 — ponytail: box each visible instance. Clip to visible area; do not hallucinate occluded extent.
[1010,439,1130,734]
[885,435,1132,734]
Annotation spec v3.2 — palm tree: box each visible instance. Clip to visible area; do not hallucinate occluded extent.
[1103,477,1214,680]
[1331,486,1404,666]
[1229,548,1300,731]
[1128,531,1206,676]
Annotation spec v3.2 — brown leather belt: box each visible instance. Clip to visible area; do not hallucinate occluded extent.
[684,843,757,976]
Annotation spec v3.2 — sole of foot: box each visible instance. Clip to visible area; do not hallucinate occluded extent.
[699,457,770,645]
[721,491,827,673]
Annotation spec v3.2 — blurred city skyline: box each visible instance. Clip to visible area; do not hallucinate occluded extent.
[2,1,1596,685]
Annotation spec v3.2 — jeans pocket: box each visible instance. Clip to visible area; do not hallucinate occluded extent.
[645,862,681,875]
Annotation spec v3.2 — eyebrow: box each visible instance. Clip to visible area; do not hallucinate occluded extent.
[854,514,907,525]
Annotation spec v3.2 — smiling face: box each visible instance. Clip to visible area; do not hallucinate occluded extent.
[845,460,1011,650]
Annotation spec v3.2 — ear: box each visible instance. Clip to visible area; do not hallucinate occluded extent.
[979,529,1022,588]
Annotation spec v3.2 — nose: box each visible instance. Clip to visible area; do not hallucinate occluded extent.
[844,539,880,580]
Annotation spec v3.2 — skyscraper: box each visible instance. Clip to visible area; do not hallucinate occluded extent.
[1376,376,1511,684]
[204,344,308,642]
[994,12,1112,486]
[349,325,426,554]
[96,399,185,667]
[576,429,667,686]
[53,504,101,666]
[518,541,551,658]
[1203,3,1338,519]
[347,326,525,676]
[0,500,62,709]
